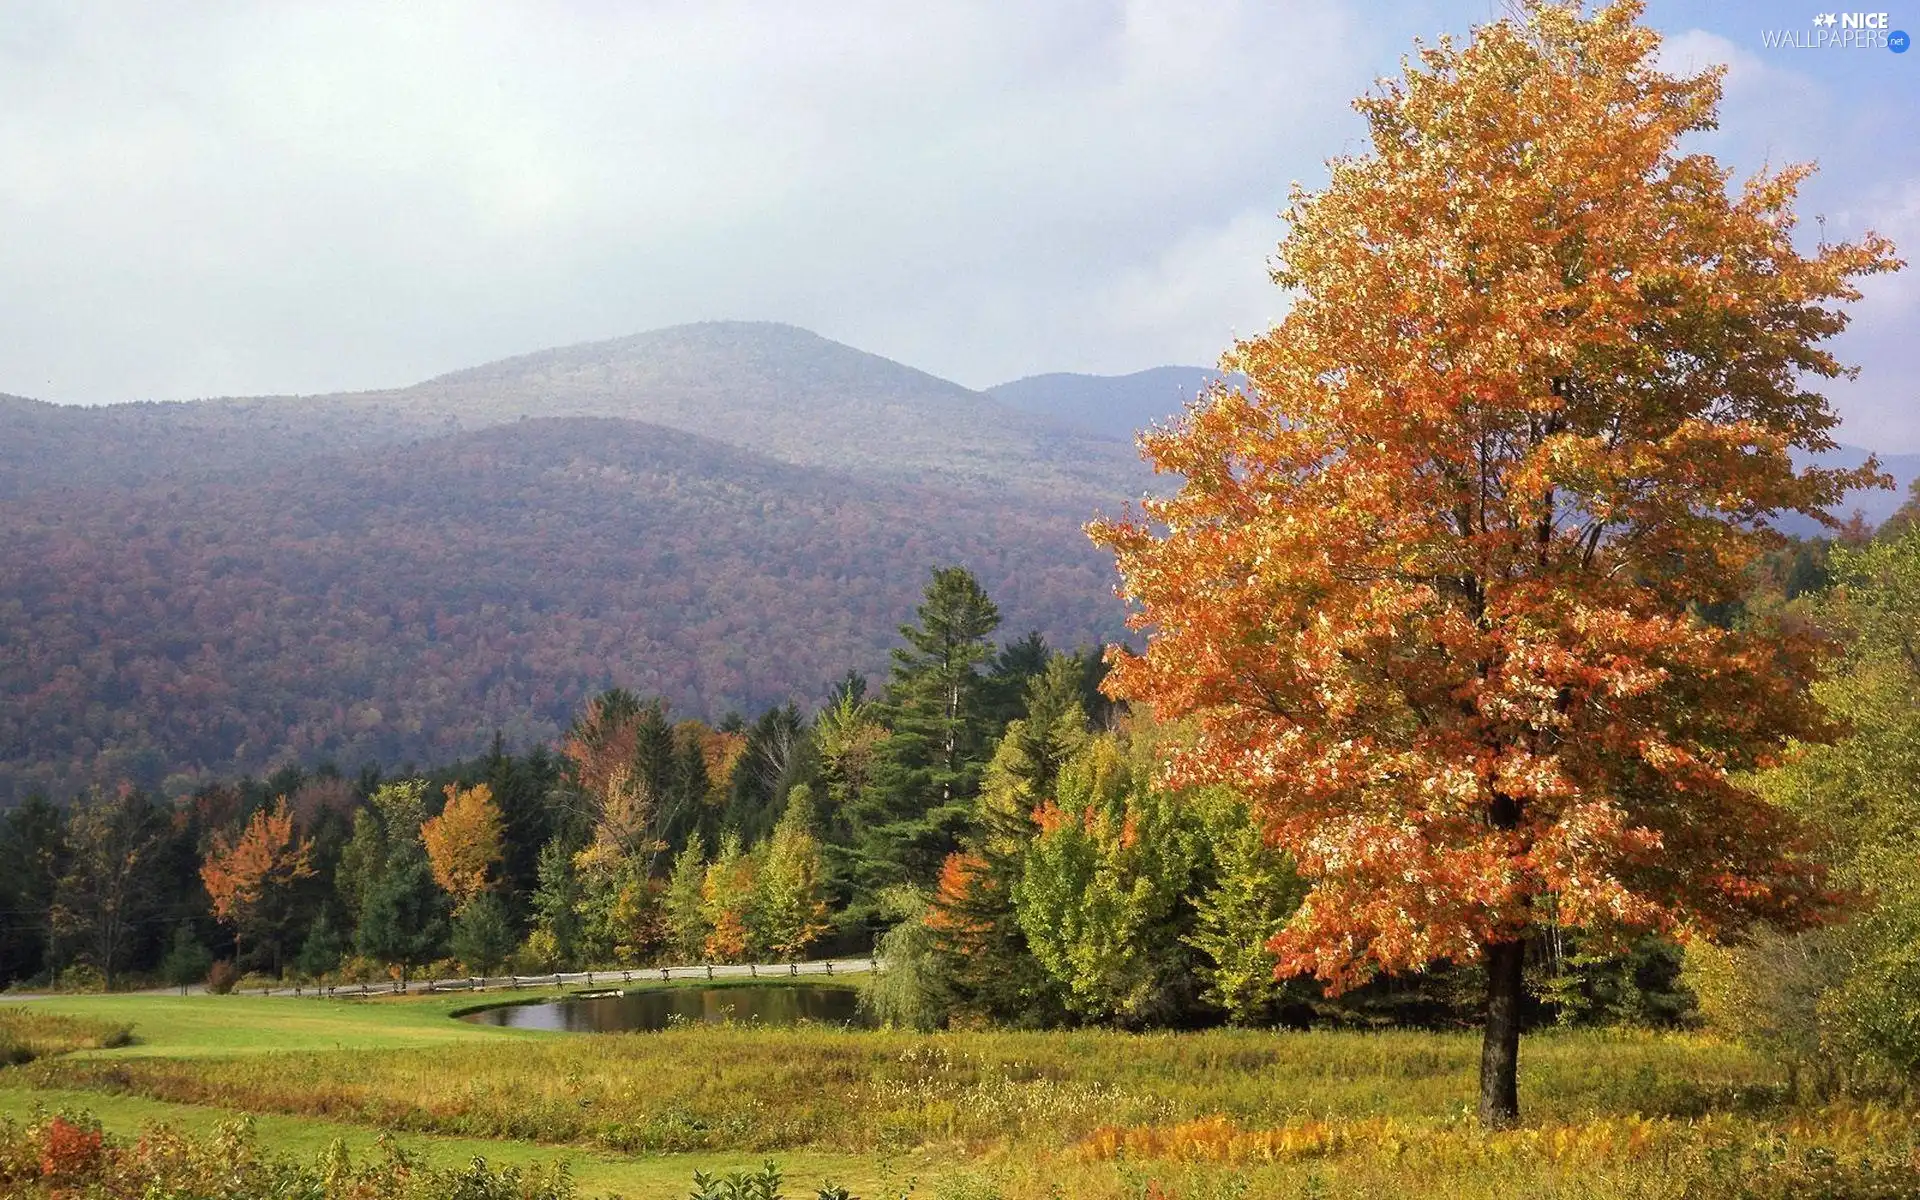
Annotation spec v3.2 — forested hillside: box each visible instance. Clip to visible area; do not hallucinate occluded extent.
[0,417,1125,804]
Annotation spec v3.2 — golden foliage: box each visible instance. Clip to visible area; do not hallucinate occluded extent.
[420,783,504,906]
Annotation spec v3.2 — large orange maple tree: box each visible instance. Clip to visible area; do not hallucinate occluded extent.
[1091,0,1898,1126]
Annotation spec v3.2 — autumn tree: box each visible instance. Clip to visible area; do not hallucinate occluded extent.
[199,798,316,975]
[757,786,831,960]
[421,783,505,908]
[702,833,759,962]
[1090,1,1899,1125]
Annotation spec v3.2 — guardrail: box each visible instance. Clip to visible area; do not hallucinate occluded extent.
[260,956,881,999]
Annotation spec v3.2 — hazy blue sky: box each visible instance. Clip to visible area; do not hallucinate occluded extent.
[3,1,1914,449]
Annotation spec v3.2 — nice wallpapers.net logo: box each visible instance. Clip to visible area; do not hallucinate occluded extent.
[1763,12,1911,50]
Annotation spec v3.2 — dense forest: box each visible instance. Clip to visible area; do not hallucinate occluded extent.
[0,418,1127,804]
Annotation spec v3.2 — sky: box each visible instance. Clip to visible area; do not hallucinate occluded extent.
[3,1,1915,450]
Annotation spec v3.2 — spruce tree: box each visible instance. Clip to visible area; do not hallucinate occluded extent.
[851,567,1002,905]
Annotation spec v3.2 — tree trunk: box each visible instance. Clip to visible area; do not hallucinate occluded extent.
[1479,938,1524,1129]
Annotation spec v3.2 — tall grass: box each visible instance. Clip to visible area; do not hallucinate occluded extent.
[29,1025,1787,1152]
[0,1008,132,1067]
[13,1005,1920,1197]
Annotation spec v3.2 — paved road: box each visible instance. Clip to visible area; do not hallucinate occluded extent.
[9,957,880,1002]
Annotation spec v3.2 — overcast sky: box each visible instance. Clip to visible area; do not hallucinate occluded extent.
[3,1,1915,450]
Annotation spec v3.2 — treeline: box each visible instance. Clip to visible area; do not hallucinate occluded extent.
[0,566,1114,994]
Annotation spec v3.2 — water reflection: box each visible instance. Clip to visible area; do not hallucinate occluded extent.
[459,984,872,1032]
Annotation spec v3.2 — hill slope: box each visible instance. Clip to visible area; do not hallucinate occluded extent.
[0,324,1146,503]
[988,366,1232,441]
[0,418,1126,803]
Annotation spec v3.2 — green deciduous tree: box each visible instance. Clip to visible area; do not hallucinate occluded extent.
[757,786,830,961]
[1693,521,1920,1086]
[664,838,711,962]
[51,788,169,989]
[1015,732,1207,1026]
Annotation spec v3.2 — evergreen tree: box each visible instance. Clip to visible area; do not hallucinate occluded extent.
[981,630,1051,731]
[851,567,1003,905]
[293,909,347,981]
[161,922,214,995]
[450,892,517,976]
[527,838,583,968]
[0,796,68,987]
[482,737,561,904]
[355,841,445,984]
[725,704,813,846]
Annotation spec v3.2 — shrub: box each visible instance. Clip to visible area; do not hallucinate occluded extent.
[0,1110,578,1199]
[205,960,239,995]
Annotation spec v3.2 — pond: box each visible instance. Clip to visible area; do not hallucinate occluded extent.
[458,984,874,1032]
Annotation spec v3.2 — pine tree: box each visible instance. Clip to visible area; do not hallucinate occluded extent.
[527,838,583,969]
[851,567,1003,905]
[160,922,214,995]
[355,840,445,984]
[450,892,517,976]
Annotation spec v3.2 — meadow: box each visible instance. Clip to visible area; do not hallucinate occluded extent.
[5,988,1920,1198]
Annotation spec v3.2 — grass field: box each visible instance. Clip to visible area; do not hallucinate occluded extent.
[5,988,1919,1198]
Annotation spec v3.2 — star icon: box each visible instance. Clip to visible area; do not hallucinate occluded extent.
[1814,12,1838,26]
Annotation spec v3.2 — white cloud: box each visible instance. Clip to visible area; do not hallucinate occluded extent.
[0,0,1365,401]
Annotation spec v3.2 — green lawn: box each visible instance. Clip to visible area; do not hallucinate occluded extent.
[9,991,539,1058]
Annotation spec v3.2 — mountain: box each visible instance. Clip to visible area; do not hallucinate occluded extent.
[0,417,1126,804]
[0,323,1147,504]
[988,366,1236,441]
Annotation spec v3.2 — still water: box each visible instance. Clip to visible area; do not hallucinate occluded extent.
[459,984,873,1032]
